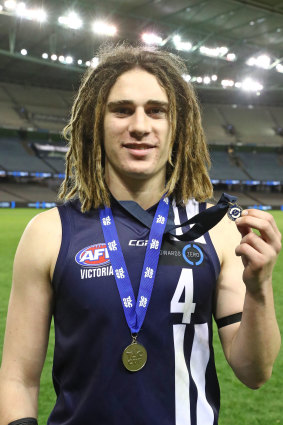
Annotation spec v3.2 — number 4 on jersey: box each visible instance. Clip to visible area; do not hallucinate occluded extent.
[170,269,196,324]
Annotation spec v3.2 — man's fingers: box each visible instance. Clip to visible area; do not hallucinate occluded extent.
[238,231,277,258]
[236,212,281,253]
[236,223,252,239]
[235,242,261,264]
[239,209,282,240]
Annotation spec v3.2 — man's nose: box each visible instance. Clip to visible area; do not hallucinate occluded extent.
[128,108,151,139]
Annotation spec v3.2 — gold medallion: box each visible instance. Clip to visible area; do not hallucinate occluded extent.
[122,340,147,372]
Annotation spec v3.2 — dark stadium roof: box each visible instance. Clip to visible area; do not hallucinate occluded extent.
[0,0,283,106]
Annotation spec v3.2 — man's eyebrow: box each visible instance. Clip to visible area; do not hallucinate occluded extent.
[107,100,169,108]
[107,100,134,108]
[146,100,169,107]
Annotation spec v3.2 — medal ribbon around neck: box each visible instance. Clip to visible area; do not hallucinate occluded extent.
[99,195,170,334]
[116,193,242,241]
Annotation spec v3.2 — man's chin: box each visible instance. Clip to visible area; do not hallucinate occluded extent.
[124,170,152,180]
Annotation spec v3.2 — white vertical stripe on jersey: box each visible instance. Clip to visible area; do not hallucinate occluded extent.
[173,324,191,425]
[185,200,206,245]
[190,324,214,425]
[172,200,183,238]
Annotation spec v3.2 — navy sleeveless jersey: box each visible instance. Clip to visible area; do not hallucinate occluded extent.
[48,197,221,425]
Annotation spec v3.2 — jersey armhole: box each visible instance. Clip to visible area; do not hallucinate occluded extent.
[51,203,72,291]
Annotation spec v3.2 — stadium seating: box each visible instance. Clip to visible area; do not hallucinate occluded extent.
[202,104,283,146]
[213,189,283,207]
[209,150,248,180]
[0,138,55,173]
[0,182,58,202]
[0,82,71,133]
[236,152,282,181]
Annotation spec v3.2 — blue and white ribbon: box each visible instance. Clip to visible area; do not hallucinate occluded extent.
[99,196,169,334]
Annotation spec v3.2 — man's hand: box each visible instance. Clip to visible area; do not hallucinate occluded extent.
[235,209,282,294]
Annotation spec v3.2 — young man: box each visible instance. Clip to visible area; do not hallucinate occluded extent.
[0,45,281,425]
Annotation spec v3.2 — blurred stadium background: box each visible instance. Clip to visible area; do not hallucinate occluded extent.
[0,0,282,424]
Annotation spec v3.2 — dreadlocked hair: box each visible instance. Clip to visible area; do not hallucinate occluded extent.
[58,42,213,212]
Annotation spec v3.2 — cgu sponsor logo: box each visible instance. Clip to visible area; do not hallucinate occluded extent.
[129,240,148,246]
[75,243,110,267]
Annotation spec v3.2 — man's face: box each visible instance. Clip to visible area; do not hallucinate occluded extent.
[103,68,172,186]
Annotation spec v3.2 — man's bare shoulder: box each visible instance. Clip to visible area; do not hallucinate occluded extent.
[23,207,61,242]
[26,206,60,230]
[16,207,62,280]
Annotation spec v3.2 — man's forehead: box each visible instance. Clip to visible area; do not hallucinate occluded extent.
[107,69,168,103]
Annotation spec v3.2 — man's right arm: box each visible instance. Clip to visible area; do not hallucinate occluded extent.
[0,208,61,424]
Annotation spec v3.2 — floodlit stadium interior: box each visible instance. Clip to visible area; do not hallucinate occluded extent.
[0,0,282,209]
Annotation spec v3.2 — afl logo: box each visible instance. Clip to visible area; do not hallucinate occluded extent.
[75,243,110,267]
[182,243,204,266]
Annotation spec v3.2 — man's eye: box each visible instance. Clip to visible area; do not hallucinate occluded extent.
[147,108,167,116]
[114,107,133,116]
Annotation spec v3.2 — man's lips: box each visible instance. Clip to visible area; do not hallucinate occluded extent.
[122,142,155,150]
[122,142,155,157]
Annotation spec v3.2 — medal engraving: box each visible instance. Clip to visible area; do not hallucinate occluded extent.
[122,342,147,372]
[227,203,242,221]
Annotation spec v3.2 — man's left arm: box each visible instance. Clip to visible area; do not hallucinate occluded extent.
[215,209,281,389]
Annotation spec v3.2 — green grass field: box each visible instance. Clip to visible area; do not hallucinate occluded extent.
[0,208,282,425]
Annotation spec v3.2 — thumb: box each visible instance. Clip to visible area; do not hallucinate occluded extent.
[235,210,252,238]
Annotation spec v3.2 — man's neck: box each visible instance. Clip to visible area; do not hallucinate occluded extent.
[107,174,166,210]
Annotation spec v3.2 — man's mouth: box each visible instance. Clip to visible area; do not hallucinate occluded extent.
[123,143,155,150]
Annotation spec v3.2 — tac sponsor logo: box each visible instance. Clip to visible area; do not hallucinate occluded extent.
[182,243,204,266]
[75,243,110,267]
